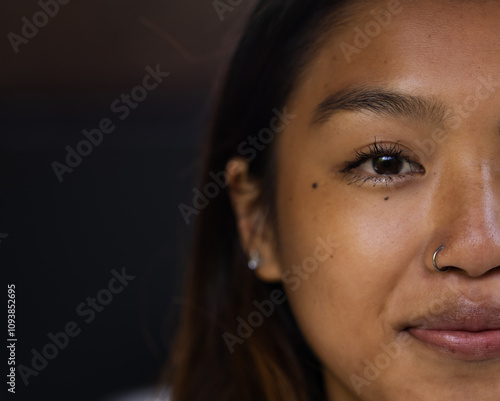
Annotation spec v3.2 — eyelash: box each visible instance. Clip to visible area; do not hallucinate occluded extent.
[340,140,424,187]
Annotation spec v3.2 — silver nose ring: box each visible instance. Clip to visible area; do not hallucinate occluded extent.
[433,245,448,272]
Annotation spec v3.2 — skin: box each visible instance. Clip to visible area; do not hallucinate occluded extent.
[229,1,500,400]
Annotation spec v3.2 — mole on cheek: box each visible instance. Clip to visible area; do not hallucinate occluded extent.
[384,196,389,201]
[312,183,318,189]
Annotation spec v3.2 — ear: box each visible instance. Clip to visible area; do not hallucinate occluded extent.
[226,157,282,282]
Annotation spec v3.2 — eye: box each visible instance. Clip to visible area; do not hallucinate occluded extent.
[340,141,425,187]
[358,155,415,176]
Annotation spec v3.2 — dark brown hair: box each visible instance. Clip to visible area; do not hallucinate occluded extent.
[166,1,355,400]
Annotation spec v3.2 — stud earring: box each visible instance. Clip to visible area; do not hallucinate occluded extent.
[248,249,261,270]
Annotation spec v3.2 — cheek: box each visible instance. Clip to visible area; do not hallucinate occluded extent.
[274,138,428,382]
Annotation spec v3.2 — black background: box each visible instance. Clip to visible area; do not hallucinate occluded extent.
[1,1,257,400]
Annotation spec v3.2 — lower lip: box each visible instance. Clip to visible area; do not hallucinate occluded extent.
[408,328,500,360]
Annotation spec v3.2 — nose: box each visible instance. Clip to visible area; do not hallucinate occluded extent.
[430,162,500,277]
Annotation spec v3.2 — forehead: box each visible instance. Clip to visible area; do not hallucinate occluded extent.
[291,0,500,107]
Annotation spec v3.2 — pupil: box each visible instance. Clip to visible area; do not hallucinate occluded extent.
[372,156,403,175]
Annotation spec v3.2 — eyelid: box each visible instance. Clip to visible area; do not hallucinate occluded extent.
[343,140,422,168]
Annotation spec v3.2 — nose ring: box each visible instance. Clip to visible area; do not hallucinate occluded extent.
[433,245,448,272]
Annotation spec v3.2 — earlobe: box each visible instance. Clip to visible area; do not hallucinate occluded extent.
[226,157,282,282]
[250,242,283,283]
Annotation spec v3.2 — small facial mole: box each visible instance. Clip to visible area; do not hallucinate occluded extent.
[312,183,318,189]
[384,196,389,201]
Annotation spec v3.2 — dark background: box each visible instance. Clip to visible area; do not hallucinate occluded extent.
[1,1,257,400]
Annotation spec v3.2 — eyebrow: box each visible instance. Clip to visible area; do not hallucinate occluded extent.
[312,87,448,126]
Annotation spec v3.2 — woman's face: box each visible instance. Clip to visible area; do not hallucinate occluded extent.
[273,0,500,400]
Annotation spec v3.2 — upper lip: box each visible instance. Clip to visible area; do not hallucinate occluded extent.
[405,299,500,332]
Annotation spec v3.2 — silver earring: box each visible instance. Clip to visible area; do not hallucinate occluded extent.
[248,249,261,270]
[433,245,448,272]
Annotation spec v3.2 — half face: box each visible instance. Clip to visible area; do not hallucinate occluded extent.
[272,1,500,400]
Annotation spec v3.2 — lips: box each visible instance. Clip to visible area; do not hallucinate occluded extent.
[405,300,500,360]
